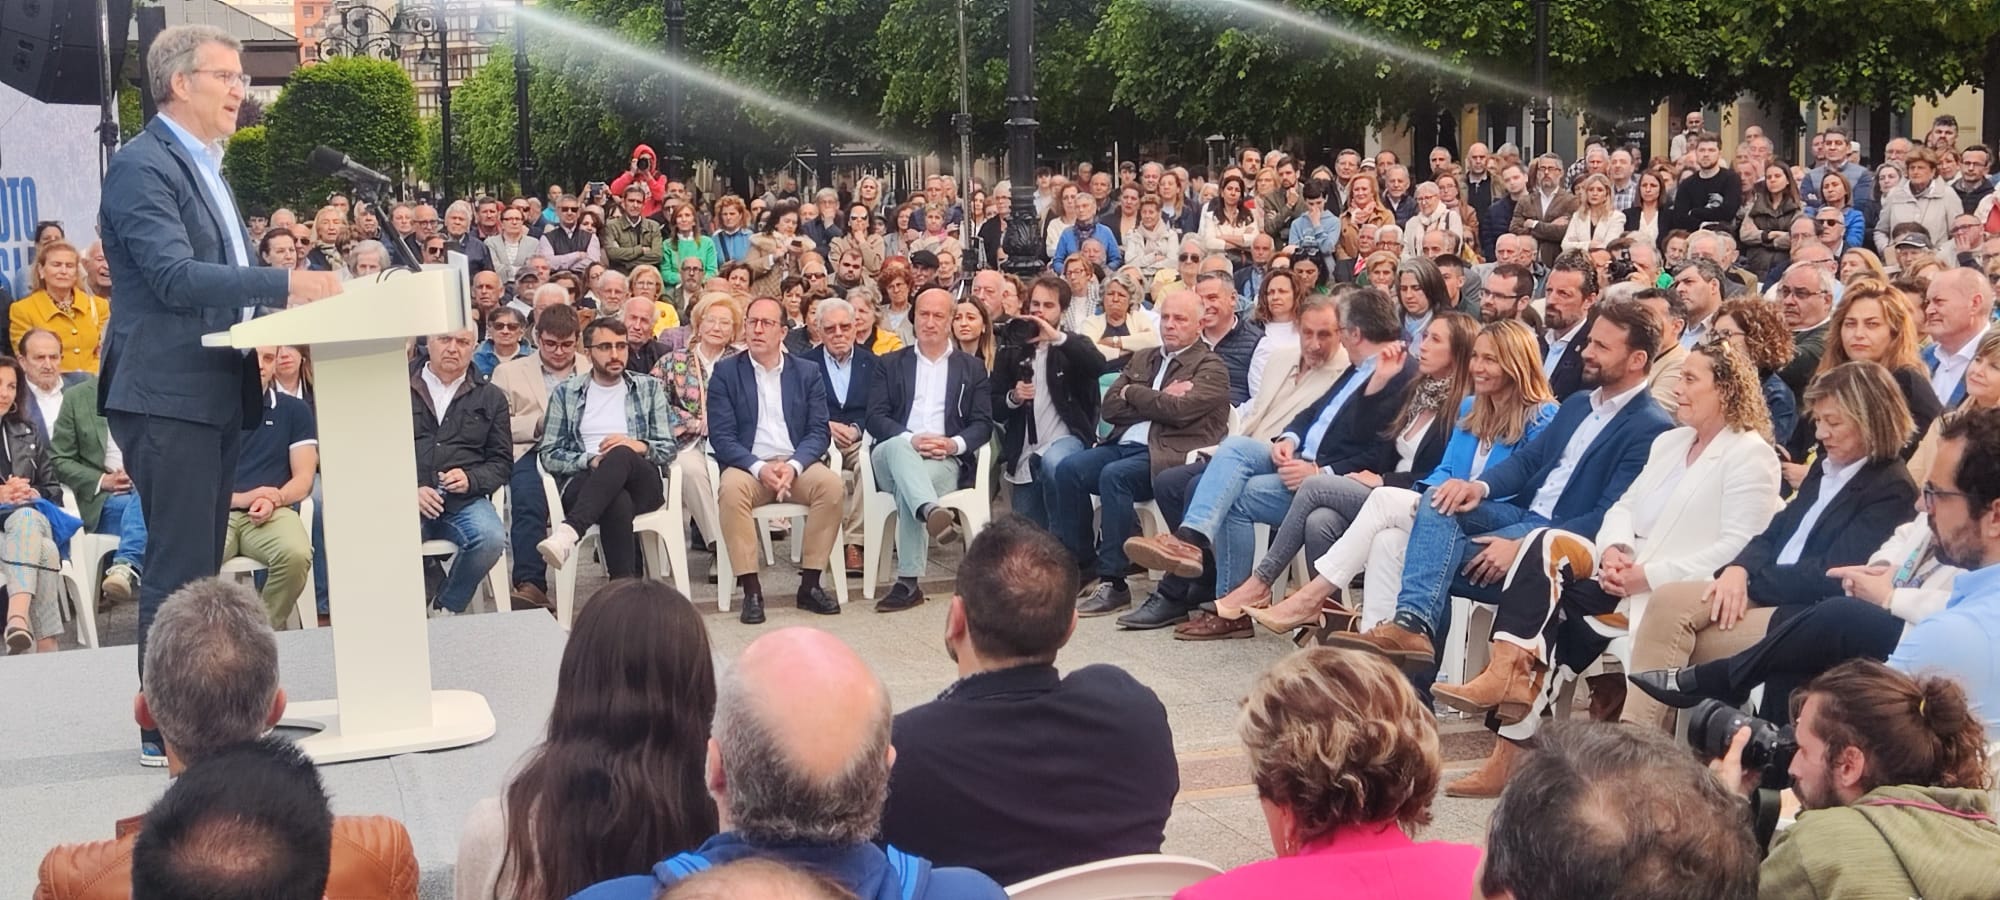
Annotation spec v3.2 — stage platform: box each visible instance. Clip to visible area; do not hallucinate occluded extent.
[1,610,567,899]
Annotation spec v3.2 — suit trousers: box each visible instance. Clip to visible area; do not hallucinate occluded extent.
[1685,595,1903,724]
[871,434,961,578]
[1622,579,1778,731]
[558,445,665,579]
[718,462,843,575]
[833,431,863,545]
[109,409,242,746]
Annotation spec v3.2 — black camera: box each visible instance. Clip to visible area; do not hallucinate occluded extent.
[1686,698,1797,791]
[997,315,1042,384]
[1606,247,1638,283]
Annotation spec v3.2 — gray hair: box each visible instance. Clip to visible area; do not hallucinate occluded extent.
[1601,281,1646,305]
[814,187,839,203]
[1687,228,1737,260]
[446,200,474,219]
[813,296,856,328]
[1784,260,1841,297]
[594,269,628,291]
[346,239,388,274]
[843,283,880,309]
[533,283,571,306]
[712,666,893,845]
[143,578,279,765]
[148,25,239,104]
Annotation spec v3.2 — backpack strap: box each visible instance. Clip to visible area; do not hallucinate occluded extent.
[882,845,930,900]
[659,851,713,882]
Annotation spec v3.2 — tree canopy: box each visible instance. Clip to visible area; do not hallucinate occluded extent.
[260,57,421,209]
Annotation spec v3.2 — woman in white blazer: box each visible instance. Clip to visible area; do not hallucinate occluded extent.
[1431,341,1783,798]
[1559,174,1625,253]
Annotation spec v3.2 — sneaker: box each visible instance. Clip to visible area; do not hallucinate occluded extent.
[537,523,580,569]
[1076,581,1133,617]
[427,604,459,619]
[101,563,139,609]
[139,741,168,768]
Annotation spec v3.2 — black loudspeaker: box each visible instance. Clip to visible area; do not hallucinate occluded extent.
[0,0,132,106]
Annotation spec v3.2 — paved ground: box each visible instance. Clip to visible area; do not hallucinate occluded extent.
[64,536,1501,868]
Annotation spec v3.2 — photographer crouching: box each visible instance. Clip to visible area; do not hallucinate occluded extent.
[1706,660,1999,897]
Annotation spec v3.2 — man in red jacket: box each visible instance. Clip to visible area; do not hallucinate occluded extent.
[609,144,671,219]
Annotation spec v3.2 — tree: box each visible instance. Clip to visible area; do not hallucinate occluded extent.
[1712,0,2000,110]
[223,125,276,215]
[262,57,421,209]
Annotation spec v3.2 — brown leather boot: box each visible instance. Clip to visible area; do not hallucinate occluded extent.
[1445,738,1522,798]
[1323,620,1435,670]
[1585,673,1628,721]
[1434,641,1546,725]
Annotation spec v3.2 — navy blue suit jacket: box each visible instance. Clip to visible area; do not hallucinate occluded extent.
[1922,342,1971,408]
[801,344,879,428]
[1281,354,1420,475]
[1476,386,1674,539]
[706,352,832,474]
[98,116,290,427]
[865,347,995,487]
[1540,311,1595,401]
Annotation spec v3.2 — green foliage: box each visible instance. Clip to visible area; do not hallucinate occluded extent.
[262,57,421,209]
[223,125,276,216]
[1707,0,2000,111]
[118,84,142,143]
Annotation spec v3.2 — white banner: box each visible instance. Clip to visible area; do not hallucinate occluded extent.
[0,82,105,297]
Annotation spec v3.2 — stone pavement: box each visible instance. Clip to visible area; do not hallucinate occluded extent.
[65,536,1502,870]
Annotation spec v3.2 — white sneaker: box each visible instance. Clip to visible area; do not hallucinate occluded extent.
[427,604,458,619]
[537,523,580,569]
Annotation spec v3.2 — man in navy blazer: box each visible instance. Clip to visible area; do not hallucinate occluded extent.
[99,25,341,765]
[1539,253,1600,400]
[865,289,994,613]
[801,296,878,571]
[1334,297,1673,670]
[1919,268,1992,409]
[708,296,844,624]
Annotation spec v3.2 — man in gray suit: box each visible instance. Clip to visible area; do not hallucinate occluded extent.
[98,24,340,766]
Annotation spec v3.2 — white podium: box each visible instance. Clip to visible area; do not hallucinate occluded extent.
[204,268,496,763]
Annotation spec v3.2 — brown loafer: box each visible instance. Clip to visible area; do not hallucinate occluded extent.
[1173,610,1254,640]
[1124,534,1205,579]
[510,582,551,611]
[844,544,865,574]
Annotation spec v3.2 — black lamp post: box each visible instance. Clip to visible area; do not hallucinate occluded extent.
[1530,0,1551,157]
[662,0,685,179]
[320,0,500,200]
[1205,133,1225,179]
[513,0,535,193]
[1000,0,1043,279]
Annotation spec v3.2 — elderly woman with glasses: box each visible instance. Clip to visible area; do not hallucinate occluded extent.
[473,307,534,377]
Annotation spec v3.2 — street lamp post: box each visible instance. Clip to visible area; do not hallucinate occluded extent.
[513,0,535,192]
[1000,0,1043,279]
[954,0,974,260]
[663,0,685,178]
[1531,0,1551,157]
[320,0,499,199]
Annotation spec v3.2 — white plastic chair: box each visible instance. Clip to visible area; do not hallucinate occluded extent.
[1004,854,1224,899]
[858,437,994,599]
[709,445,849,612]
[417,485,512,615]
[539,461,690,629]
[56,486,118,649]
[1437,595,1497,687]
[218,497,320,631]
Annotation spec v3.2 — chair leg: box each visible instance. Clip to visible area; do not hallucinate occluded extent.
[828,540,849,606]
[714,528,734,613]
[666,529,691,599]
[862,505,886,600]
[790,515,804,564]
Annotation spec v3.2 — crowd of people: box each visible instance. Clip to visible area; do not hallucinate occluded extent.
[13,23,2000,899]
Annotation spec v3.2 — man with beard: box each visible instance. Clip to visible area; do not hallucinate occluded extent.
[1539,252,1599,400]
[1510,155,1577,267]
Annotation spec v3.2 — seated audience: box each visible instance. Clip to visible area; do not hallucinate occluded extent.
[1476,721,1758,900]
[992,275,1110,533]
[1176,646,1480,899]
[1433,341,1783,796]
[1079,271,1159,365]
[36,578,417,898]
[1784,279,1939,467]
[1193,271,1265,410]
[11,241,108,375]
[864,289,994,613]
[709,296,844,624]
[1711,297,1799,444]
[490,304,579,610]
[1539,252,1601,400]
[801,297,879,573]
[411,328,511,615]
[50,372,148,608]
[473,306,532,376]
[656,293,741,554]
[535,318,678,580]
[881,516,1177,884]
[455,580,717,899]
[1920,269,1994,408]
[128,739,336,900]
[20,329,87,436]
[0,354,65,654]
[1624,361,1919,730]
[572,627,1006,899]
[221,347,318,628]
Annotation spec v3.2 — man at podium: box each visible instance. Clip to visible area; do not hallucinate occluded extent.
[98,24,341,765]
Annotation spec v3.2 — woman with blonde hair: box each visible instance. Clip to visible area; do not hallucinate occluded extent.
[1336,173,1393,260]
[1175,646,1480,899]
[1784,281,1940,468]
[1623,361,1919,732]
[1838,247,1890,285]
[1360,250,1399,292]
[1433,341,1784,796]
[656,293,742,548]
[1560,174,1622,253]
[1250,320,1558,633]
[12,240,108,374]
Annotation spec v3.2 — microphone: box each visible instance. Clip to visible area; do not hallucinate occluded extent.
[308,145,392,185]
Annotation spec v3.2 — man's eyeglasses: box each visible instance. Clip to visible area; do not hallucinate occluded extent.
[745,317,785,331]
[425,244,446,255]
[538,338,577,350]
[193,69,246,88]
[559,205,581,213]
[1922,483,1971,511]
[588,341,630,352]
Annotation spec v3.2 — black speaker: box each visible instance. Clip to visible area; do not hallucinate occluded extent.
[0,0,132,106]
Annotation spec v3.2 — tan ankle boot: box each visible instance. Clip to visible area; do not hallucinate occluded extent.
[1435,641,1546,724]
[1445,739,1522,798]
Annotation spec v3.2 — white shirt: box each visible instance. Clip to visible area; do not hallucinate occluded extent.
[579,378,629,457]
[103,432,124,475]
[1930,324,1989,403]
[1522,381,1648,519]
[1121,345,1187,448]
[1007,335,1074,483]
[28,380,62,435]
[747,355,799,477]
[906,346,966,453]
[1543,319,1586,375]
[419,365,465,423]
[1778,455,1866,565]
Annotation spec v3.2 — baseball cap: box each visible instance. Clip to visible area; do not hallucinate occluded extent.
[1892,232,1932,250]
[909,250,941,269]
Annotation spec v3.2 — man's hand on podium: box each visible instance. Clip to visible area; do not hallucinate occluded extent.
[288,270,344,307]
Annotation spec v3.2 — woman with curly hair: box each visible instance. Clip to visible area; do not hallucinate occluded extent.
[1434,340,1784,796]
[1712,297,1798,442]
[1175,646,1480,899]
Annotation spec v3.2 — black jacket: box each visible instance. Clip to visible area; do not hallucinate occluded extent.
[991,330,1111,469]
[1283,354,1421,475]
[801,343,880,427]
[879,663,1178,886]
[1541,311,1596,401]
[411,368,513,513]
[865,346,995,488]
[1729,455,1917,612]
[0,417,59,502]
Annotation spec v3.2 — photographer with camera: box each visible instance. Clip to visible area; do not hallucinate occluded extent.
[994,274,1112,535]
[608,145,670,219]
[1704,660,1998,898]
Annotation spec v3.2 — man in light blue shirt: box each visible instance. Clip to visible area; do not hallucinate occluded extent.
[1886,408,2000,740]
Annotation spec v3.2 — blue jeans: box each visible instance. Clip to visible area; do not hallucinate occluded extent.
[1213,472,1304,594]
[1049,442,1152,577]
[420,497,506,612]
[97,490,149,570]
[1393,490,1544,637]
[1012,435,1087,532]
[507,452,550,589]
[1179,435,1281,534]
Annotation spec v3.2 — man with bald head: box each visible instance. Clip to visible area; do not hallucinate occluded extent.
[1923,267,1995,406]
[865,288,994,613]
[575,628,1007,900]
